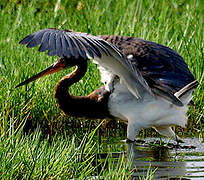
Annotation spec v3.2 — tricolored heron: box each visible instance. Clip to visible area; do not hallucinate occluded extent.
[16,29,198,142]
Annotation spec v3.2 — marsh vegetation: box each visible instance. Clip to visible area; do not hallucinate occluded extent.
[0,0,203,179]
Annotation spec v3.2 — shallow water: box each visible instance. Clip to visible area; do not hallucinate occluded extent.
[99,138,204,179]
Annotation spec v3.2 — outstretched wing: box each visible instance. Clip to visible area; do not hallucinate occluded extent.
[19,28,119,59]
[19,28,152,99]
[100,35,198,105]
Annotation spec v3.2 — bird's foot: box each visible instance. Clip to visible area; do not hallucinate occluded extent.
[126,138,135,143]
[126,138,146,144]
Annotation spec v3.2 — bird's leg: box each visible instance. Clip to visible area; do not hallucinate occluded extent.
[153,126,184,143]
[126,122,138,143]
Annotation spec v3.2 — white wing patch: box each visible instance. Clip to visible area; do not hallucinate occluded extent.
[93,52,151,99]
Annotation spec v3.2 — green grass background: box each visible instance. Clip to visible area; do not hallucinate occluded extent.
[0,0,203,178]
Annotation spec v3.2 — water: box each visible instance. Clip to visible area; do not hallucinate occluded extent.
[98,138,204,179]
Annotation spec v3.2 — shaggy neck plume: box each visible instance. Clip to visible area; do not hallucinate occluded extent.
[54,60,111,119]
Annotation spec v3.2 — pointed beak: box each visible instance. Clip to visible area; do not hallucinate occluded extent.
[16,60,66,88]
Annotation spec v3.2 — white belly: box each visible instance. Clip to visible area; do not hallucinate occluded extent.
[108,82,188,130]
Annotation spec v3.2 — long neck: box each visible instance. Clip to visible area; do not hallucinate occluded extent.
[54,61,111,119]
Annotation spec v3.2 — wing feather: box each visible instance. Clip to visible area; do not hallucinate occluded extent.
[39,32,50,52]
[64,35,79,59]
[76,36,95,59]
[56,33,63,57]
[48,32,56,56]
[61,34,71,58]
[26,30,47,48]
[69,36,86,59]
[80,36,102,58]
[19,34,35,44]
[86,37,110,56]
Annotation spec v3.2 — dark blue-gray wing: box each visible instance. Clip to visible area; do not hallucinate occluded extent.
[130,39,197,93]
[100,35,198,105]
[19,28,122,60]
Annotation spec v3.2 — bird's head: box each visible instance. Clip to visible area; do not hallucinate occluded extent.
[15,57,78,88]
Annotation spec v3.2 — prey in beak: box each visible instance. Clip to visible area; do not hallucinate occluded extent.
[16,58,67,88]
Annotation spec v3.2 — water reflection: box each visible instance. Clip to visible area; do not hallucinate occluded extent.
[96,138,204,179]
[127,143,187,179]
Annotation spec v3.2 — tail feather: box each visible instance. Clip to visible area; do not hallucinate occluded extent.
[174,80,198,105]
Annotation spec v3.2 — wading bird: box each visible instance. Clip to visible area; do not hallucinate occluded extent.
[16,29,198,142]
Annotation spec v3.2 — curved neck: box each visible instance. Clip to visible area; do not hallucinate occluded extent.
[54,61,111,119]
[55,61,88,98]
